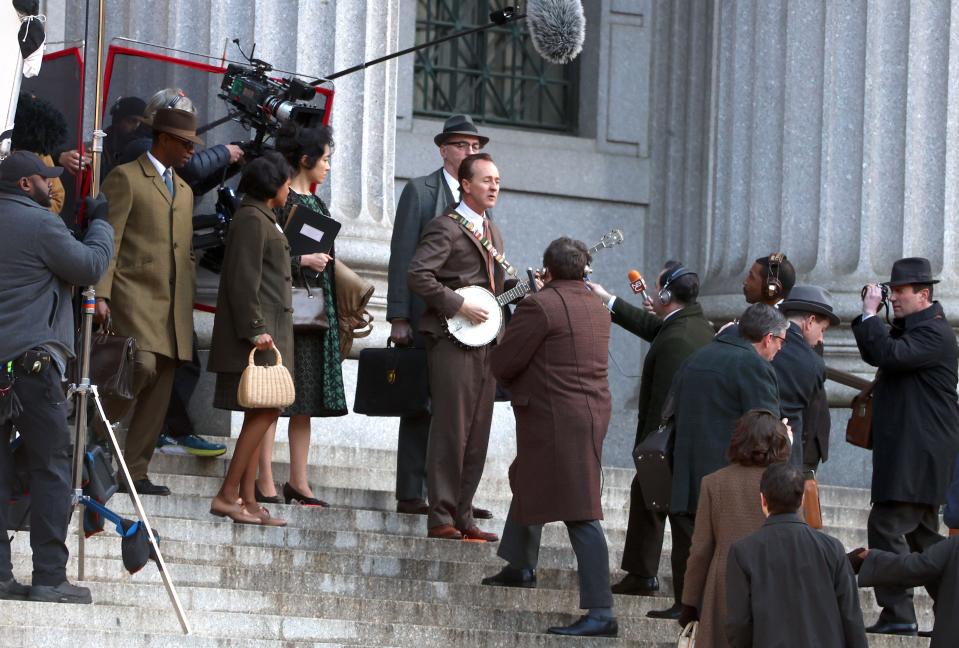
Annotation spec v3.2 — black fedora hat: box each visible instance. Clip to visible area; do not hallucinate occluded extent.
[779,285,841,326]
[150,107,204,146]
[885,257,939,287]
[433,114,489,147]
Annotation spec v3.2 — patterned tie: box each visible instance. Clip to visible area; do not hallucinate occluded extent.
[162,168,174,197]
[482,217,495,291]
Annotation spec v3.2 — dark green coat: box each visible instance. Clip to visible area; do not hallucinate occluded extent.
[611,299,715,445]
[670,334,780,514]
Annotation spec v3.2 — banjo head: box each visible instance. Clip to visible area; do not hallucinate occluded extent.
[446,285,503,347]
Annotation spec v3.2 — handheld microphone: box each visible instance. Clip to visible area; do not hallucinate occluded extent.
[627,269,651,303]
[526,0,586,64]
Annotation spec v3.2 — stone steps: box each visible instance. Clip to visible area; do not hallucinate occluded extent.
[5,442,933,647]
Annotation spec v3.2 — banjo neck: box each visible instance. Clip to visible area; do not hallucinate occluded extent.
[494,237,618,306]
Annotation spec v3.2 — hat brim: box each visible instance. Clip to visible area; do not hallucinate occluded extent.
[38,166,64,179]
[434,130,490,147]
[780,301,841,326]
[152,124,204,146]
[884,279,940,287]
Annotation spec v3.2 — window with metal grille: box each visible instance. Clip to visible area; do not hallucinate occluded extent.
[414,0,578,132]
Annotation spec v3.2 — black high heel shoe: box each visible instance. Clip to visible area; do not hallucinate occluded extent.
[255,483,282,504]
[283,482,328,507]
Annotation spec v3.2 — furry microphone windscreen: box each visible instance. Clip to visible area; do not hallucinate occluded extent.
[526,0,586,65]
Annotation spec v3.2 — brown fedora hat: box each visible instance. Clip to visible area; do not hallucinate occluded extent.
[151,107,204,146]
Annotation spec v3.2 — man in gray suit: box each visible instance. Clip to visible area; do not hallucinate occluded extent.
[386,115,493,517]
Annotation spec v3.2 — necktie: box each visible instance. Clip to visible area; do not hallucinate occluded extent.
[482,218,495,291]
[162,168,174,196]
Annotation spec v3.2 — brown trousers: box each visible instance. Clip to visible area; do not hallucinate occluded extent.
[425,335,495,530]
[98,351,177,481]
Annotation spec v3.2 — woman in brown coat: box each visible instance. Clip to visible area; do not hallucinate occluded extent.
[208,152,293,526]
[678,410,792,647]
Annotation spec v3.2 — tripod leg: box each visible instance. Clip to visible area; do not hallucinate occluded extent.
[90,385,192,634]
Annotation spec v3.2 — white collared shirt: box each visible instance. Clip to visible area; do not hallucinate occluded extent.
[442,168,461,204]
[146,151,168,179]
[454,199,485,231]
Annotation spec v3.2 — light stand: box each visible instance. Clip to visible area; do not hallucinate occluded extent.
[68,0,190,634]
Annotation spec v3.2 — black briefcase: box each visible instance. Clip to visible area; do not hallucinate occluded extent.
[632,393,675,513]
[353,342,429,417]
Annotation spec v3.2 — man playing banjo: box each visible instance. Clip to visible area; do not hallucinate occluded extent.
[408,152,506,542]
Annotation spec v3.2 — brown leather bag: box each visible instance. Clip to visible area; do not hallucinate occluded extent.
[291,271,329,333]
[89,323,138,400]
[950,528,958,537]
[802,472,823,529]
[845,379,877,449]
[333,258,374,358]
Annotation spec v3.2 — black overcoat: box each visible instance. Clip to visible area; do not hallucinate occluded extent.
[670,334,780,514]
[726,513,868,648]
[771,321,826,466]
[858,536,959,648]
[612,300,715,446]
[852,302,959,506]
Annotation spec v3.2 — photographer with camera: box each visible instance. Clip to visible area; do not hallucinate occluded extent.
[853,257,959,636]
[0,151,114,604]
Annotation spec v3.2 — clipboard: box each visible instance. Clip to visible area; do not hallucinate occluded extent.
[283,204,341,256]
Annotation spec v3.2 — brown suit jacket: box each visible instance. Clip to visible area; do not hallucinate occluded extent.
[95,153,195,361]
[491,280,612,526]
[208,198,294,375]
[407,207,505,338]
[682,463,767,648]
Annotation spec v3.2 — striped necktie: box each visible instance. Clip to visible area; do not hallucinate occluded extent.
[162,168,174,197]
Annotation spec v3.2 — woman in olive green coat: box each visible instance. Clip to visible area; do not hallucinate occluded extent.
[208,152,293,525]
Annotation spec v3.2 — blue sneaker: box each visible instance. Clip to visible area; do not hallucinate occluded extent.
[174,433,227,457]
[156,433,187,455]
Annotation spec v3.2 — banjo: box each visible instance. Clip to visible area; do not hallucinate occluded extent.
[445,229,625,348]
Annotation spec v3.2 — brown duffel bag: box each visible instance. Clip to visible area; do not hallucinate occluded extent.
[334,258,374,359]
[802,470,823,529]
[845,379,877,450]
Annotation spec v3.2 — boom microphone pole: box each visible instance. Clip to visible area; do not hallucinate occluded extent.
[71,0,191,634]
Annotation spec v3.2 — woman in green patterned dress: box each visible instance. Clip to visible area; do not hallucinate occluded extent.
[254,123,347,506]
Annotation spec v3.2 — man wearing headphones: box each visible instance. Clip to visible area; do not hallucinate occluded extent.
[484,237,617,637]
[588,263,714,609]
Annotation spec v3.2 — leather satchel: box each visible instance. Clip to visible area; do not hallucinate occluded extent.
[353,341,429,417]
[950,528,958,537]
[845,378,876,449]
[292,270,329,332]
[237,347,296,409]
[333,258,374,358]
[89,324,137,400]
[633,391,676,513]
[802,470,823,529]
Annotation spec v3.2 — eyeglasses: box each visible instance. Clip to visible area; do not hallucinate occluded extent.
[770,333,787,344]
[444,140,483,152]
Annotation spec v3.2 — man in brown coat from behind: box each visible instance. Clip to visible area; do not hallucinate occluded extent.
[483,237,617,638]
[94,108,199,495]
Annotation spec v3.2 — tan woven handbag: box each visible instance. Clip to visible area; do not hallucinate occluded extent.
[237,347,296,409]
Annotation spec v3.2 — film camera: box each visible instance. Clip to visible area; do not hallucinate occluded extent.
[219,59,328,151]
[860,282,890,305]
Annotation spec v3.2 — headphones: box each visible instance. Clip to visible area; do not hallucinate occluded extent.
[764,252,787,300]
[659,264,695,305]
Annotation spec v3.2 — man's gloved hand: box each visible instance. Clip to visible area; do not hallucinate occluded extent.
[84,195,109,223]
[677,604,699,628]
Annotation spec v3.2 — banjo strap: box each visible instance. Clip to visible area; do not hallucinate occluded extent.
[447,212,518,279]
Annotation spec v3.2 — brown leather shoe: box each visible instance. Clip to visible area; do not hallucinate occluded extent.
[397,498,429,515]
[427,524,463,540]
[472,506,493,519]
[209,497,261,525]
[251,505,288,527]
[460,526,499,542]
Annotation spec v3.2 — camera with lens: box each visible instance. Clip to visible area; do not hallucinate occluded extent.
[860,282,890,305]
[219,60,328,152]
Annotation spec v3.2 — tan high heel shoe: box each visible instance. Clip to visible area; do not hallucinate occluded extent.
[210,496,261,525]
[250,504,287,527]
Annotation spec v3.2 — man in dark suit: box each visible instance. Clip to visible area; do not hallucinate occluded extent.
[94,108,199,496]
[587,264,714,606]
[664,303,785,619]
[726,463,867,648]
[408,153,504,542]
[775,285,839,469]
[483,237,617,637]
[854,257,959,636]
[387,114,491,517]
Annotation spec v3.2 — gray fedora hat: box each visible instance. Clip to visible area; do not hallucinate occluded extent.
[779,284,841,326]
[433,114,489,147]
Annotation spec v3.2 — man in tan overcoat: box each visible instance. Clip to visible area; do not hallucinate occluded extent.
[94,108,200,495]
[484,237,617,638]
